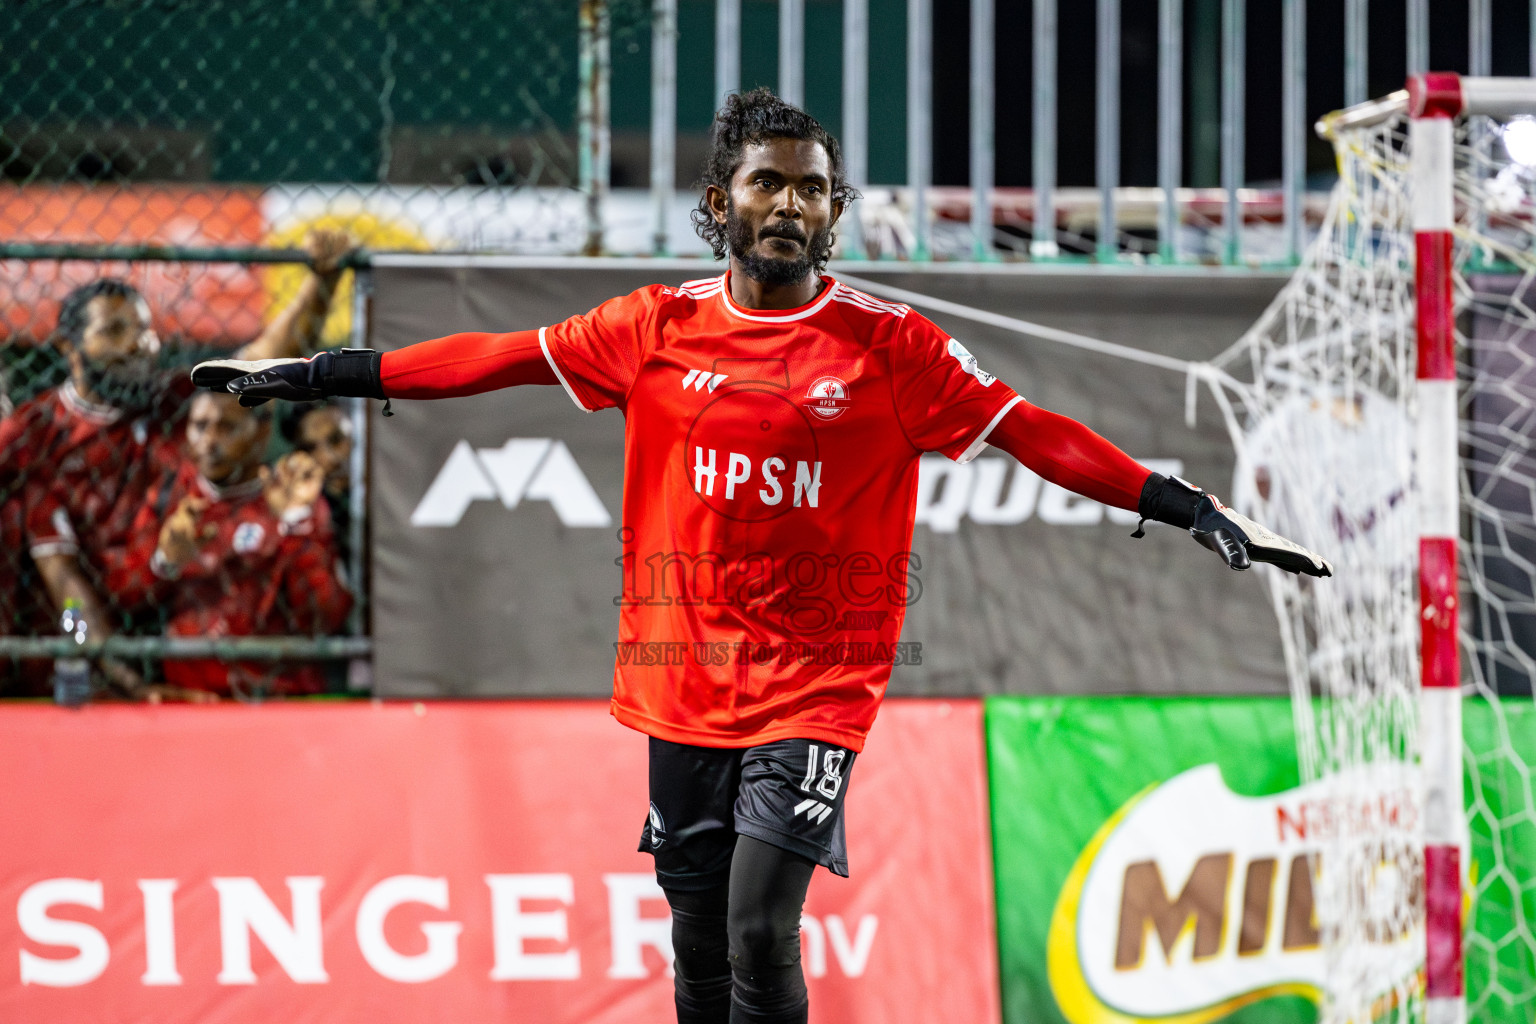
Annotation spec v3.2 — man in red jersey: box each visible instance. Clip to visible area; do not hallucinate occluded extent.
[0,229,349,697]
[196,90,1329,1024]
[106,391,351,699]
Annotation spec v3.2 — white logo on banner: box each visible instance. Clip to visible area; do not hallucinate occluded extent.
[12,873,879,985]
[915,456,1184,533]
[411,439,611,528]
[1051,763,1429,1024]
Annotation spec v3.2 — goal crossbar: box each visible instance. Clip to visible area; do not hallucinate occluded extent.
[1317,74,1536,139]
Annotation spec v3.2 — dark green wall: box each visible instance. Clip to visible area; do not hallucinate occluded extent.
[2,0,911,187]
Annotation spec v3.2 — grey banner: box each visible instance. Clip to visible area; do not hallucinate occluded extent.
[370,263,1289,697]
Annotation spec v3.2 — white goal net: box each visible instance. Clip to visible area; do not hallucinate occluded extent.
[1206,97,1536,1023]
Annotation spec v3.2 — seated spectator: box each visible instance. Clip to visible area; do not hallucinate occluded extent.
[0,229,351,698]
[108,391,353,700]
[281,400,355,567]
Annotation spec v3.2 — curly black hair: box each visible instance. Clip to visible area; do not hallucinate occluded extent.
[691,88,860,268]
[54,278,145,345]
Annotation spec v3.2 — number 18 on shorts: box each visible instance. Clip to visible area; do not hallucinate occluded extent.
[640,737,858,886]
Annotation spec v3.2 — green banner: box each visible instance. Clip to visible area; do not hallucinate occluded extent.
[986,696,1536,1024]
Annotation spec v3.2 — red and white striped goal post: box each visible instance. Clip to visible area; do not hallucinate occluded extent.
[1318,73,1536,1024]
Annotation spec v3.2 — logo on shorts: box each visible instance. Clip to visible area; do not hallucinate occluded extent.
[803,376,851,420]
[793,798,835,825]
[647,802,666,848]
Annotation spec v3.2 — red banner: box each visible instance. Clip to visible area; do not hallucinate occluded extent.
[0,699,1000,1023]
[0,184,268,343]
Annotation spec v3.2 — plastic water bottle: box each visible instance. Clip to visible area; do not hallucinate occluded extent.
[53,599,92,707]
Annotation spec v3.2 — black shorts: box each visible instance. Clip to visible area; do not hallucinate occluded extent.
[639,736,857,890]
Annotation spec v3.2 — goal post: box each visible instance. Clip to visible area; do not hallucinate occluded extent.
[1214,73,1536,1024]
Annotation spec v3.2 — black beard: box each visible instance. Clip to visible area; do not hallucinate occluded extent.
[79,355,163,413]
[726,204,834,287]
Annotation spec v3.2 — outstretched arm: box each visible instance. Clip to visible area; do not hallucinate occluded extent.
[985,399,1332,577]
[985,399,1149,512]
[379,330,557,398]
[196,283,654,409]
[190,329,557,405]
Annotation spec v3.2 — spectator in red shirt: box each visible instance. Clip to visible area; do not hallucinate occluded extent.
[280,400,355,566]
[0,229,351,697]
[108,390,352,700]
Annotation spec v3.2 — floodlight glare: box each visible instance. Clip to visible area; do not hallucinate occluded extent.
[1503,117,1536,167]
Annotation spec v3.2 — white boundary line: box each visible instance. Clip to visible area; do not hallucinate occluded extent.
[367,252,1291,279]
[367,255,1245,422]
[837,273,1202,375]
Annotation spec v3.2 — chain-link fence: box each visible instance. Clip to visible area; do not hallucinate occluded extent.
[2,0,651,267]
[0,247,368,702]
[0,1,657,700]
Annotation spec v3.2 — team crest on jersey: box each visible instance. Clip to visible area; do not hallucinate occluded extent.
[804,376,852,420]
[232,522,265,553]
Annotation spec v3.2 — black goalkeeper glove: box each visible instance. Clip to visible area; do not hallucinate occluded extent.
[1136,472,1333,578]
[191,349,384,407]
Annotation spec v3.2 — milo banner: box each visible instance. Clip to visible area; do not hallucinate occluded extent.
[987,696,1536,1024]
[0,699,999,1023]
[369,261,1289,698]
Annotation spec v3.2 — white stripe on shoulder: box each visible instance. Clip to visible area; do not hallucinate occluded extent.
[680,275,726,294]
[832,287,910,319]
[539,326,592,413]
[833,282,908,310]
[955,395,1025,465]
[831,292,898,316]
[853,292,909,316]
[832,284,909,316]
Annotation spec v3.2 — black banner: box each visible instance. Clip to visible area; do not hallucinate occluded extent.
[370,262,1289,698]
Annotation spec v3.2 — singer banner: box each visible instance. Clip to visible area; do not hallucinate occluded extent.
[0,698,999,1024]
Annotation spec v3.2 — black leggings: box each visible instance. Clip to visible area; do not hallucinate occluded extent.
[665,834,816,1024]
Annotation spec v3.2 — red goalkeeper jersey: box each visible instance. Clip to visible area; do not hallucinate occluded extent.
[539,274,1021,751]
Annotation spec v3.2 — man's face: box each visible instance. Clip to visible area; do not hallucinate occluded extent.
[295,405,353,492]
[186,393,268,486]
[69,293,162,409]
[713,139,841,287]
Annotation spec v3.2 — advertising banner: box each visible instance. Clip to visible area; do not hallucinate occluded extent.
[369,263,1289,698]
[987,696,1536,1024]
[1,698,999,1024]
[0,184,268,343]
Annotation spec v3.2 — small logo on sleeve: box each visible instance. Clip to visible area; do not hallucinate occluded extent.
[804,376,851,420]
[947,338,996,386]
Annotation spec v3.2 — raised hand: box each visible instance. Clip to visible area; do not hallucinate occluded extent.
[303,227,354,280]
[263,451,325,521]
[157,495,214,571]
